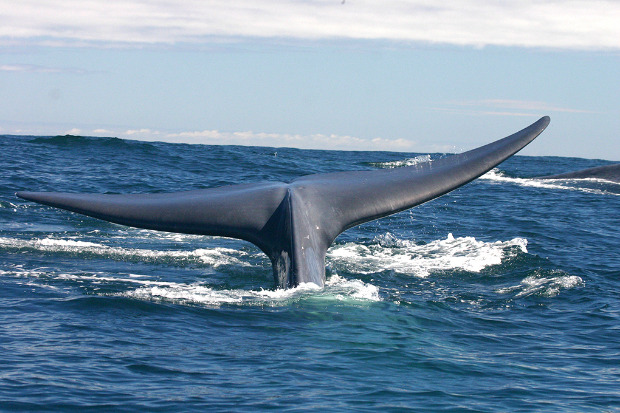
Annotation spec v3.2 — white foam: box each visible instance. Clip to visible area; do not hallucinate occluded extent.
[134,229,206,241]
[0,236,251,268]
[371,155,432,169]
[1,260,380,307]
[496,271,583,298]
[480,168,620,196]
[54,272,175,286]
[123,274,380,307]
[0,200,19,211]
[37,238,104,248]
[1,265,175,287]
[327,233,527,278]
[325,274,381,301]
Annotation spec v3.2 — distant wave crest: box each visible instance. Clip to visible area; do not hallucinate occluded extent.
[481,168,620,196]
[369,155,432,169]
[27,135,159,152]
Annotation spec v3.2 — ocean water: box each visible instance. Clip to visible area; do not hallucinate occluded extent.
[1,134,619,412]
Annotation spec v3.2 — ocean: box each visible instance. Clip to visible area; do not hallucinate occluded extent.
[1,134,619,411]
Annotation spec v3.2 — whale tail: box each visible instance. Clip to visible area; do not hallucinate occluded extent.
[17,117,550,288]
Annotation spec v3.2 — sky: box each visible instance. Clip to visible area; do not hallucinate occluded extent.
[0,1,619,160]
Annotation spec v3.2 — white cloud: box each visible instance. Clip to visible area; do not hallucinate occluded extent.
[92,128,114,134]
[0,64,87,74]
[461,99,595,113]
[438,99,596,116]
[0,0,619,50]
[124,128,159,136]
[131,129,418,151]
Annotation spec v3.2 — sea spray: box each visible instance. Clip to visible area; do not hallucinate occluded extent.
[328,233,528,277]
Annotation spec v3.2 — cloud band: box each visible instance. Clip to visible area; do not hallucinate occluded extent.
[1,0,619,50]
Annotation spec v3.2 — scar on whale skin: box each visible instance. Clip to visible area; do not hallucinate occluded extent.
[17,116,550,289]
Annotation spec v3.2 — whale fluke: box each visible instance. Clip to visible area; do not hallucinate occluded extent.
[17,116,550,288]
[537,163,620,183]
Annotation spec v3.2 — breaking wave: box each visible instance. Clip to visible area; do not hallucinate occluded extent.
[123,274,380,307]
[1,232,582,305]
[2,233,530,280]
[0,264,380,307]
[369,155,432,169]
[481,169,620,196]
[0,236,253,268]
[496,270,583,298]
[327,233,527,277]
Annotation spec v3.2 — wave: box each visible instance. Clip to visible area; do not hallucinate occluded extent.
[2,231,583,305]
[2,233,530,280]
[327,233,527,278]
[0,235,380,306]
[122,274,380,307]
[0,201,18,211]
[480,169,620,196]
[27,135,159,152]
[368,155,432,169]
[496,270,583,298]
[0,266,174,287]
[0,236,253,268]
[29,135,126,147]
[0,264,380,307]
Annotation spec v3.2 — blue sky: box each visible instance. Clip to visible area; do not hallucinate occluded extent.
[1,1,618,160]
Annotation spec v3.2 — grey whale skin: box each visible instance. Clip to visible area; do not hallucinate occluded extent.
[537,163,620,183]
[17,117,550,289]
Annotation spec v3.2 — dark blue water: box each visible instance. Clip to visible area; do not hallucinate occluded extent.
[1,134,619,411]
